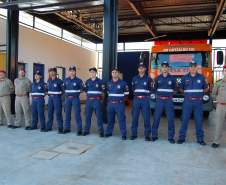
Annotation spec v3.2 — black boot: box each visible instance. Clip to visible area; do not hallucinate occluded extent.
[211,143,220,148]
[145,136,151,141]
[168,139,175,144]
[130,136,137,140]
[25,126,32,130]
[152,137,158,142]
[177,139,185,144]
[63,129,70,134]
[83,132,89,136]
[197,140,206,146]
[58,128,64,134]
[77,131,82,136]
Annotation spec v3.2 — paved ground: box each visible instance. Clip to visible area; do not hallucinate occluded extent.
[0,106,226,185]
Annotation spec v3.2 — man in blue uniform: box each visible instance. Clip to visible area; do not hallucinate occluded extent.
[63,65,84,135]
[83,67,105,137]
[130,62,153,141]
[105,68,129,140]
[177,61,209,145]
[46,67,64,133]
[152,61,176,143]
[29,70,47,132]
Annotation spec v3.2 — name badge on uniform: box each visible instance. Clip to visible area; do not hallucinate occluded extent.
[38,86,41,90]
[54,83,57,87]
[197,79,201,83]
[96,84,99,88]
[73,82,76,86]
[168,81,172,85]
[144,82,147,86]
[117,85,121,89]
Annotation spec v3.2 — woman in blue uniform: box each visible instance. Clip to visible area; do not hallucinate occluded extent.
[29,70,47,131]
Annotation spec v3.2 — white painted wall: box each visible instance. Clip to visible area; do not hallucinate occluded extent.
[0,17,97,82]
[0,17,98,100]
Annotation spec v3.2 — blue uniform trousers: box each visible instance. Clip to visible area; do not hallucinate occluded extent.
[64,97,82,132]
[152,99,175,140]
[85,99,104,134]
[106,102,127,137]
[179,100,204,142]
[32,98,46,129]
[47,95,63,129]
[131,98,151,137]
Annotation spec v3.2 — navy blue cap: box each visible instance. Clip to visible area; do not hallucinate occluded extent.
[190,61,197,66]
[138,62,146,68]
[35,70,42,76]
[69,65,76,71]
[89,67,97,72]
[111,68,120,72]
[48,67,57,73]
[161,61,169,67]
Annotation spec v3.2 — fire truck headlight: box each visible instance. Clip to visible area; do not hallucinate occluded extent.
[203,95,209,101]
[150,93,156,100]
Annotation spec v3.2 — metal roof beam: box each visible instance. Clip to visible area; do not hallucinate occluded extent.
[56,12,102,40]
[125,0,156,37]
[208,0,226,36]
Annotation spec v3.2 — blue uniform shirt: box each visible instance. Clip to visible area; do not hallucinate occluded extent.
[155,74,176,97]
[179,73,208,99]
[85,77,105,98]
[47,78,63,95]
[132,74,153,96]
[64,77,84,97]
[31,81,46,97]
[107,79,129,101]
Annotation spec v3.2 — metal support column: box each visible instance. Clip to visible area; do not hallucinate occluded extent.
[102,0,118,123]
[102,0,118,81]
[6,8,19,114]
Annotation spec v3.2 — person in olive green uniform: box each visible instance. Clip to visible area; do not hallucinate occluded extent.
[0,70,14,127]
[14,68,32,129]
[212,65,226,148]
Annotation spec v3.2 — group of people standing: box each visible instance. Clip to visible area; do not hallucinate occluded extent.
[0,61,226,148]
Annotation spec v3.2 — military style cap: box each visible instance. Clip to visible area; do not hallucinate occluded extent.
[69,65,76,71]
[89,67,97,72]
[161,61,169,67]
[48,67,57,73]
[35,70,42,76]
[190,61,197,66]
[138,62,146,68]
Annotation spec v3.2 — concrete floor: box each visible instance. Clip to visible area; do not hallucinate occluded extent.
[0,106,226,185]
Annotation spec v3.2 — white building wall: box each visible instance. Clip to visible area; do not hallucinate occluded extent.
[0,17,98,100]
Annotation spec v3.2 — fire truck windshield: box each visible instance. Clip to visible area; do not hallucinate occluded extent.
[151,52,210,75]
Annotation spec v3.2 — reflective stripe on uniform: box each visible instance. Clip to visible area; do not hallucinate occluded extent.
[134,89,150,93]
[87,91,102,94]
[31,93,45,96]
[48,91,62,94]
[184,89,203,93]
[65,90,80,93]
[157,89,174,92]
[124,92,129,95]
[108,93,125,97]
